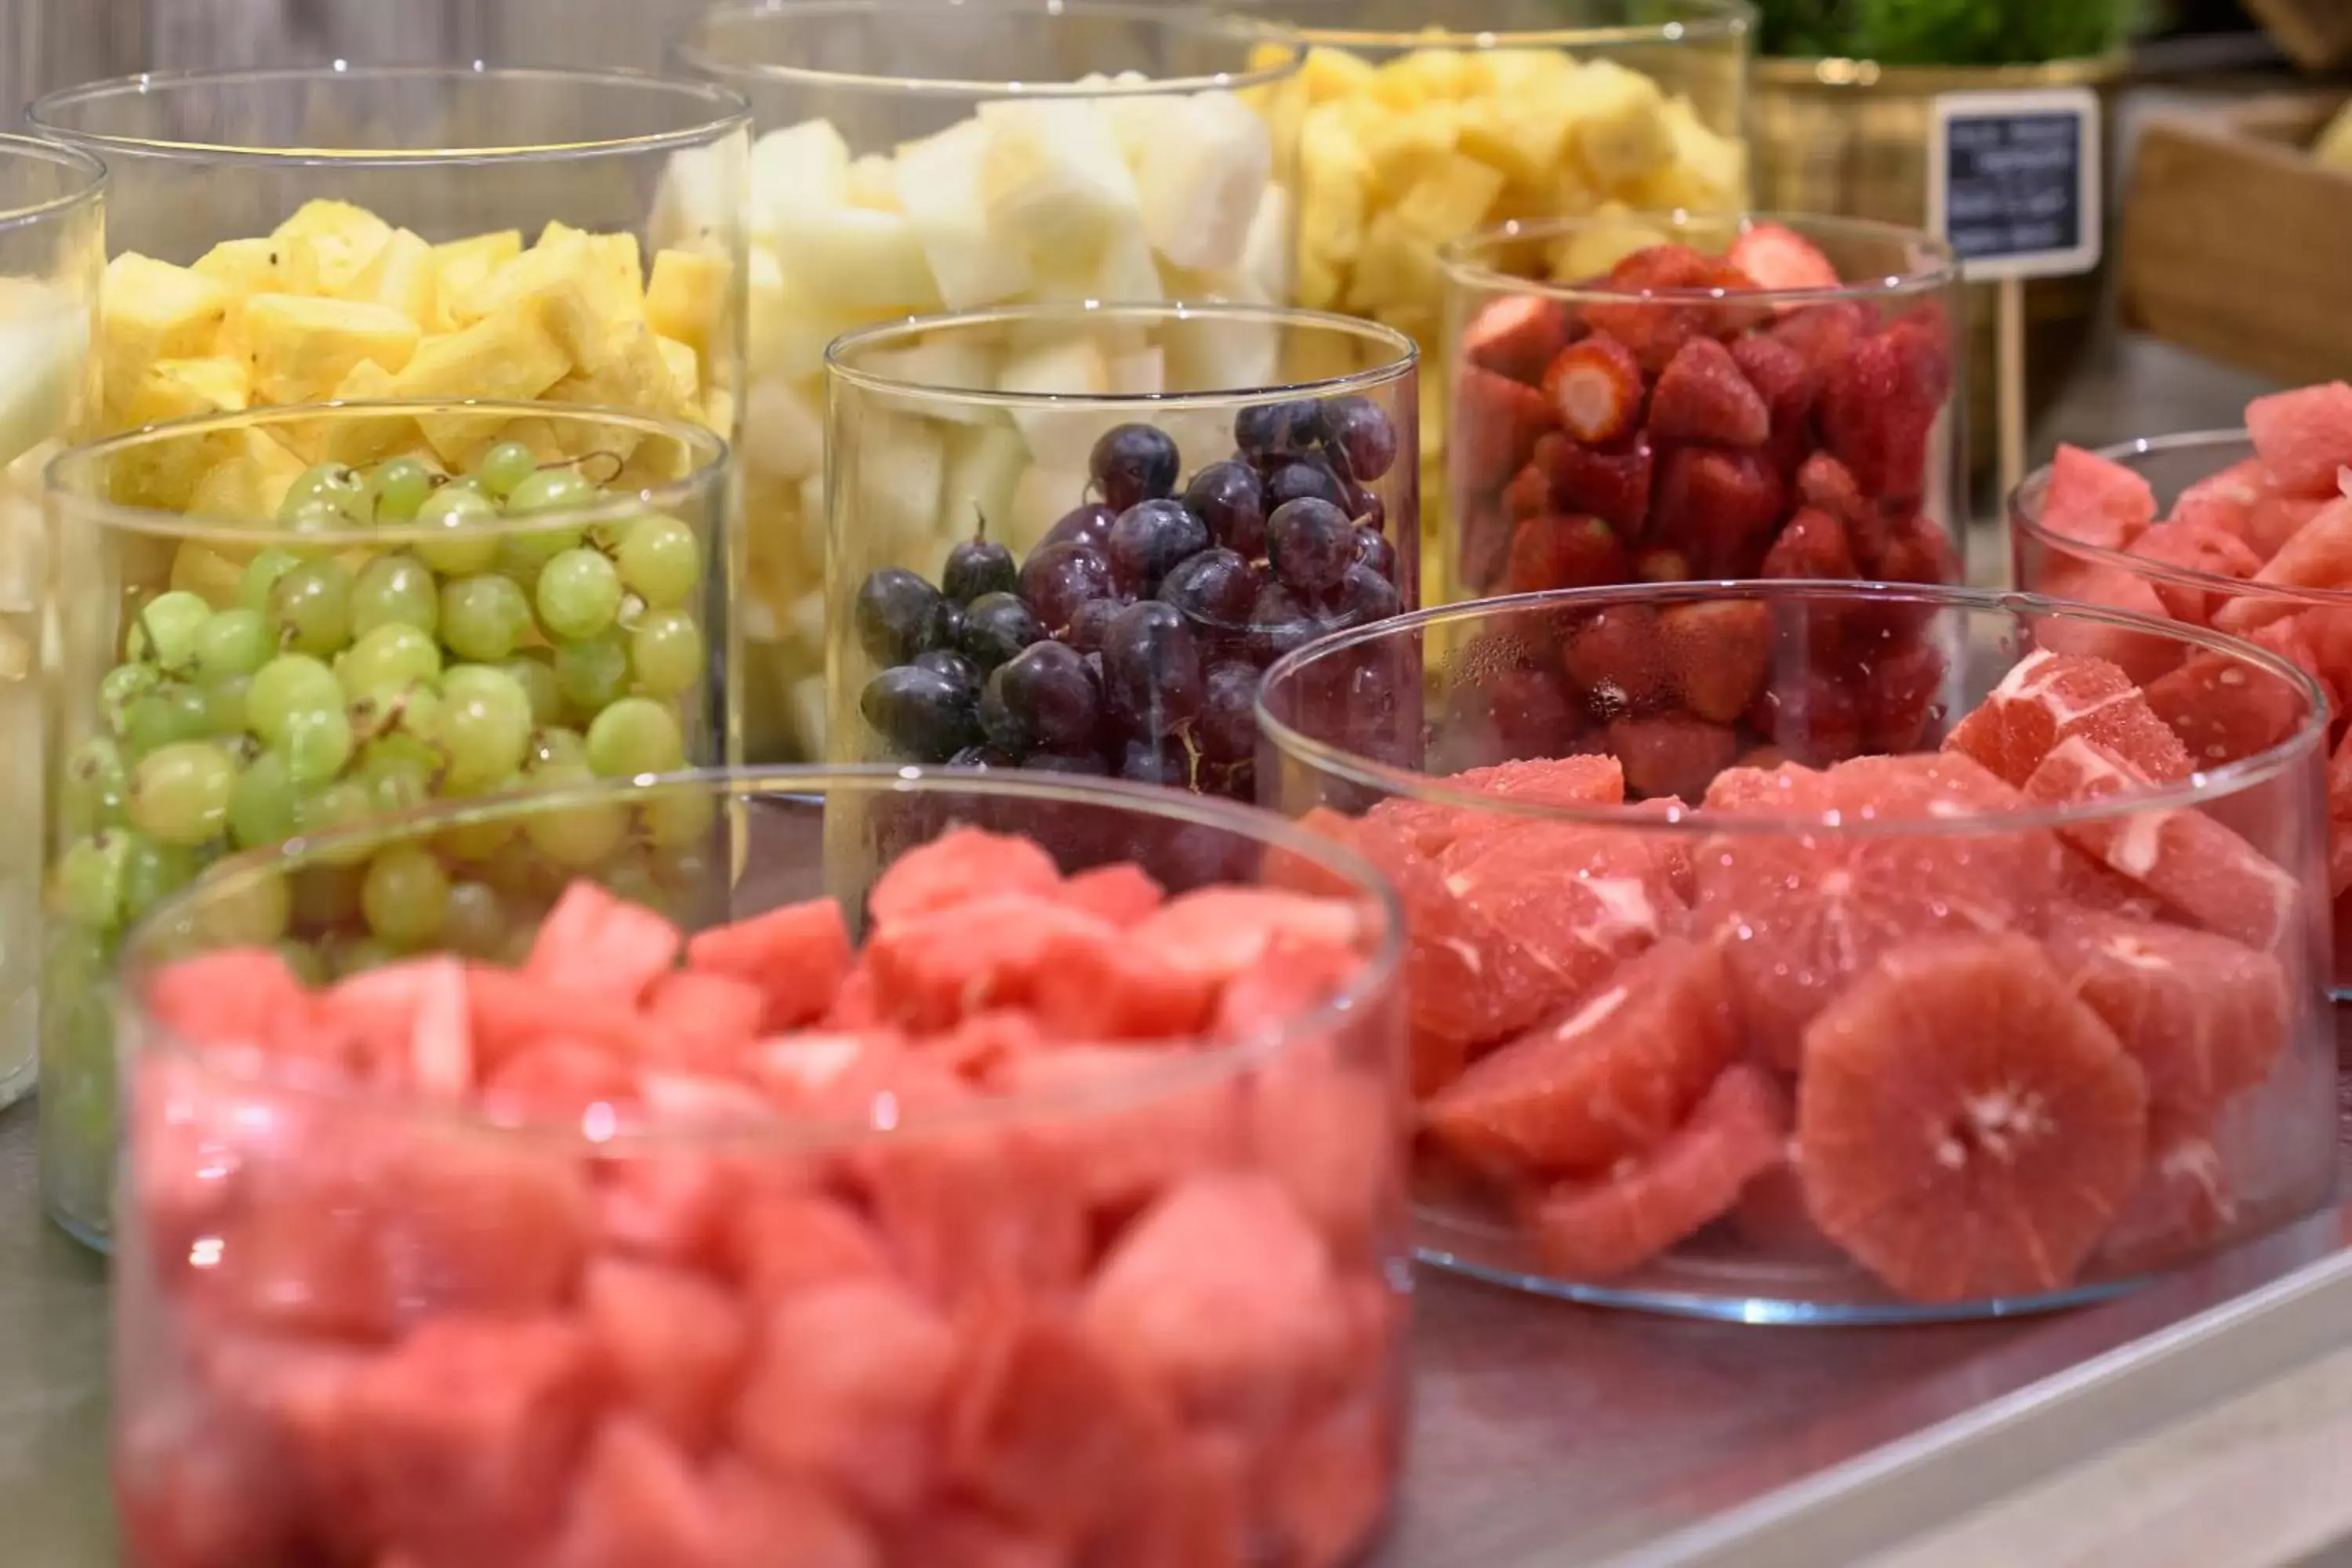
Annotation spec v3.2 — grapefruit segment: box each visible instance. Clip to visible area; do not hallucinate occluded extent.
[1944,649,2193,787]
[1433,822,1685,1005]
[1795,932,2148,1303]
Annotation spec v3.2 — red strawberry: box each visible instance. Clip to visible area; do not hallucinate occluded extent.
[1583,243,1719,372]
[1657,600,1773,724]
[1886,302,1955,404]
[1502,514,1629,594]
[1727,335,1818,473]
[1459,503,1512,595]
[1501,456,1553,523]
[1647,338,1769,449]
[1871,510,1960,586]
[1563,605,1668,716]
[1760,506,1857,579]
[1768,299,1873,379]
[1854,637,1951,752]
[1454,365,1557,494]
[1541,332,1644,444]
[1448,662,1591,762]
[1462,294,1572,385]
[1749,673,1864,766]
[1631,545,1690,583]
[1654,446,1786,575]
[1793,452,1867,529]
[1609,713,1739,800]
[1819,329,1936,502]
[1726,220,1841,293]
[1547,431,1653,536]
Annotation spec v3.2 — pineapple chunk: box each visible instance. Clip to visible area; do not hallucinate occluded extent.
[535,223,647,314]
[432,230,523,308]
[1300,46,1379,104]
[191,238,289,299]
[1621,100,1749,210]
[170,541,250,604]
[1391,153,1506,244]
[454,233,634,373]
[186,426,307,521]
[644,249,731,362]
[1549,201,1671,280]
[1567,60,1673,185]
[654,336,701,407]
[100,255,231,416]
[1360,103,1461,208]
[393,311,571,466]
[1455,90,1578,188]
[118,357,249,429]
[275,200,394,296]
[1345,209,1442,314]
[320,359,419,467]
[544,322,681,458]
[346,228,438,328]
[241,294,423,405]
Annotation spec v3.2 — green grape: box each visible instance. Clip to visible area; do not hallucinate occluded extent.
[412,486,501,575]
[497,527,583,590]
[350,554,440,637]
[441,573,532,663]
[296,780,376,866]
[192,608,274,681]
[127,740,238,847]
[477,441,540,500]
[360,682,441,747]
[521,760,629,869]
[435,811,515,864]
[613,514,702,610]
[126,591,214,671]
[358,732,441,815]
[99,662,162,736]
[54,832,129,928]
[274,938,329,988]
[331,935,399,979]
[193,869,292,948]
[122,684,213,757]
[641,785,718,851]
[504,466,597,517]
[280,706,355,787]
[535,547,623,641]
[238,547,304,614]
[554,632,630,715]
[120,834,202,925]
[61,739,129,835]
[248,654,343,749]
[280,499,354,556]
[532,724,588,769]
[368,458,437,524]
[361,844,451,947]
[339,622,441,700]
[280,463,370,524]
[441,879,507,958]
[502,656,564,728]
[291,863,365,924]
[203,674,252,735]
[628,610,704,700]
[227,750,300,848]
[434,664,533,791]
[586,696,686,778]
[268,558,355,658]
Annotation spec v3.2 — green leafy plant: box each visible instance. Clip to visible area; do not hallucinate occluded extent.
[1755,0,2150,64]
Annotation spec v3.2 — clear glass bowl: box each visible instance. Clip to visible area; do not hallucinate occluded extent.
[1238,0,1753,606]
[826,301,1416,799]
[674,0,1303,763]
[111,766,1410,1567]
[1256,581,2337,1323]
[38,400,731,1250]
[1436,210,1963,610]
[0,134,105,1110]
[2011,428,2352,996]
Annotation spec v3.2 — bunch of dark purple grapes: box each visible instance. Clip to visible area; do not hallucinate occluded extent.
[855,394,1403,797]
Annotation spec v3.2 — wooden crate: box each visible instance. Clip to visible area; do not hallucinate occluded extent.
[2120,93,2352,386]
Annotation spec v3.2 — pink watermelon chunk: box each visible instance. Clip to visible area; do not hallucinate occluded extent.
[869,826,1062,927]
[866,895,1121,1030]
[2216,497,2352,630]
[2039,443,2157,549]
[1053,862,1167,926]
[2243,490,2331,561]
[582,1258,750,1450]
[724,1190,895,1301]
[526,880,684,1004]
[859,1124,1087,1301]
[2245,381,2352,495]
[2126,519,2262,625]
[2169,457,2269,549]
[1027,924,1218,1040]
[2028,562,2182,684]
[991,1046,1243,1212]
[322,956,474,1097]
[887,1506,1065,1568]
[548,1418,732,1568]
[1132,888,1365,989]
[143,946,310,1055]
[593,1153,739,1269]
[116,1393,305,1568]
[639,970,764,1072]
[683,898,852,1032]
[1265,1393,1398,1568]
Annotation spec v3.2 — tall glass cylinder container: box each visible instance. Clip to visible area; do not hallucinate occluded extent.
[40,401,731,1249]
[1240,0,1753,604]
[827,302,1416,798]
[0,136,103,1110]
[674,1,1302,762]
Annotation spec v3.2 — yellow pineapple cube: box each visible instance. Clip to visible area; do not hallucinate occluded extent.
[1300,47,1377,105]
[100,254,231,418]
[118,356,249,429]
[392,310,571,466]
[432,230,524,311]
[191,238,288,299]
[274,200,394,296]
[544,322,682,459]
[1388,49,1477,103]
[346,227,438,328]
[1566,60,1673,185]
[1367,56,1434,114]
[1361,103,1461,208]
[455,233,632,373]
[1548,202,1670,280]
[538,222,647,314]
[320,359,419,467]
[170,541,251,604]
[1344,209,1441,314]
[185,426,307,521]
[1619,100,1749,210]
[654,335,701,405]
[644,249,730,364]
[241,294,422,405]
[1456,88,1579,188]
[1297,249,1346,312]
[1391,153,1506,245]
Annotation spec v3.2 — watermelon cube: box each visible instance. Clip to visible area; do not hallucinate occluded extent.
[142,946,310,1055]
[865,895,1120,1030]
[582,1258,750,1450]
[2221,497,2352,626]
[1053,862,1167,926]
[116,1394,303,1568]
[526,880,684,1004]
[2245,381,2352,495]
[548,1418,731,1568]
[481,1040,639,1121]
[869,826,1062,927]
[1248,1052,1402,1259]
[324,956,474,1097]
[593,1152,740,1269]
[926,1009,1050,1080]
[991,1047,1244,1213]
[1265,1393,1399,1568]
[684,897,853,1032]
[2038,443,2155,550]
[2169,458,2267,551]
[1134,890,1365,989]
[858,1125,1087,1302]
[724,1190,896,1301]
[369,1133,594,1319]
[1083,1429,1251,1568]
[467,964,648,1070]
[639,971,765,1072]
[1027,925,1218,1040]
[887,1506,1065,1568]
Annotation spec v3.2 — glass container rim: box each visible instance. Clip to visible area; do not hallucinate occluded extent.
[119,765,1409,1152]
[2009,427,2352,608]
[1232,0,1754,52]
[677,0,1302,100]
[827,302,1418,412]
[1254,579,2330,837]
[45,398,731,549]
[0,132,107,232]
[1437,211,1962,305]
[29,64,752,169]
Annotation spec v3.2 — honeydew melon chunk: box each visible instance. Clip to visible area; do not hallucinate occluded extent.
[795,472,828,566]
[844,411,946,555]
[1109,346,1164,397]
[760,285,862,387]
[893,120,1033,310]
[977,99,1142,254]
[1163,312,1279,403]
[0,306,85,472]
[1007,462,1092,554]
[787,674,828,758]
[785,587,826,659]
[997,334,1113,472]
[743,246,790,372]
[740,374,825,482]
[651,141,742,253]
[748,120,853,243]
[1135,93,1272,272]
[0,441,56,617]
[938,421,1029,545]
[775,204,942,312]
[844,154,902,212]
[857,335,1001,426]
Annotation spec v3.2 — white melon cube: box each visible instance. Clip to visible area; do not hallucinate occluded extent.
[938,422,1030,543]
[893,120,1033,310]
[785,587,827,659]
[845,154,901,212]
[749,120,853,241]
[787,673,828,756]
[775,205,942,313]
[1109,346,1164,396]
[997,334,1112,471]
[796,472,829,565]
[977,100,1142,253]
[1136,93,1272,273]
[740,375,825,482]
[744,245,789,368]
[1105,93,1181,168]
[859,334,1001,426]
[0,306,85,473]
[1165,312,1279,397]
[652,142,742,252]
[1240,182,1293,304]
[1007,463,1093,554]
[845,411,945,553]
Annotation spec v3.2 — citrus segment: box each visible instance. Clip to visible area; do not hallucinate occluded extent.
[1795,932,2149,1303]
[1434,822,1684,1005]
[1944,649,2192,787]
[1365,753,1624,859]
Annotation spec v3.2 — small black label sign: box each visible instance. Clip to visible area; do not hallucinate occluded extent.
[1928,89,2103,281]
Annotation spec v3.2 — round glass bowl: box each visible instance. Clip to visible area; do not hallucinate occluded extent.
[827,301,1417,799]
[1240,0,1752,603]
[674,0,1302,762]
[38,401,731,1249]
[1436,211,1964,609]
[1256,581,2338,1323]
[111,767,1410,1568]
[0,135,104,1109]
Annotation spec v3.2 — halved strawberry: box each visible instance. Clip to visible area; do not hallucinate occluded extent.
[1583,243,1720,372]
[1454,366,1558,495]
[1727,334,1818,473]
[1548,431,1653,535]
[1654,446,1786,575]
[1461,293,1572,385]
[1760,506,1857,579]
[1610,714,1739,800]
[1501,456,1554,523]
[1871,509,1960,586]
[1631,545,1691,583]
[1856,637,1951,752]
[1794,452,1867,529]
[1541,332,1645,445]
[1647,338,1770,449]
[1658,599,1774,724]
[1749,672,1864,765]
[1820,329,1936,502]
[1768,299,1874,379]
[1503,514,1628,595]
[1563,604,1668,714]
[1726,220,1841,293]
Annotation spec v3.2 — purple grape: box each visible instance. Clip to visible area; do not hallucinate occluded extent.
[1353,526,1397,580]
[853,568,945,665]
[982,640,1102,754]
[1319,561,1403,630]
[1089,423,1181,511]
[913,648,982,695]
[1018,541,1116,635]
[1198,660,1260,761]
[1101,600,1203,739]
[1327,395,1399,481]
[1044,502,1116,551]
[1182,460,1268,558]
[1235,399,1327,461]
[956,590,1044,670]
[920,596,964,654]
[948,743,1015,768]
[1065,597,1127,655]
[1157,547,1261,629]
[1263,458,1350,514]
[1352,488,1387,534]
[1118,739,1191,787]
[942,535,1018,603]
[860,665,979,762]
[1105,499,1211,595]
[1026,750,1112,776]
[1203,757,1255,802]
[1269,497,1354,597]
[1246,582,1318,666]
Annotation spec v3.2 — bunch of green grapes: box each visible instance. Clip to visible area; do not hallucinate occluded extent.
[50,441,716,975]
